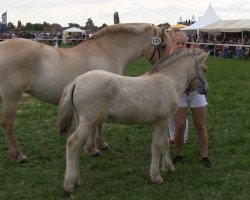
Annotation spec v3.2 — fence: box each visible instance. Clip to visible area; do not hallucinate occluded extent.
[187,42,250,59]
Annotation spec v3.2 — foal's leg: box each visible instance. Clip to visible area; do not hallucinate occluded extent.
[64,123,94,194]
[150,121,167,184]
[161,126,175,172]
[95,123,109,151]
[84,124,102,157]
[0,93,27,163]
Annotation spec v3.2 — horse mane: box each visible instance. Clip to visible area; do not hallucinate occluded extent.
[86,23,154,40]
[148,48,205,74]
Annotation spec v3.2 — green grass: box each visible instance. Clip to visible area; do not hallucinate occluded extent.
[0,57,249,200]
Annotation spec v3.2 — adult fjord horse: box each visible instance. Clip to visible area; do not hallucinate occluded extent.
[58,48,209,194]
[0,23,171,163]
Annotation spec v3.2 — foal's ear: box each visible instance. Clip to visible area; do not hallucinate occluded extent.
[198,52,210,63]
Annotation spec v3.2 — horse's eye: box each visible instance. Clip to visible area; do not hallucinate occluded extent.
[204,69,207,73]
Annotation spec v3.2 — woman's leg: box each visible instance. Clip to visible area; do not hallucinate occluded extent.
[191,106,212,167]
[191,107,208,157]
[173,107,188,157]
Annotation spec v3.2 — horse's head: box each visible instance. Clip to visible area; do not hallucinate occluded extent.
[189,49,209,95]
[145,26,173,64]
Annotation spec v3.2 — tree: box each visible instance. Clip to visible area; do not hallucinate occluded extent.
[7,22,16,32]
[33,23,43,32]
[42,21,50,31]
[68,23,80,28]
[85,18,94,30]
[25,22,33,31]
[114,11,120,24]
[17,20,24,30]
[85,18,98,31]
[100,23,108,30]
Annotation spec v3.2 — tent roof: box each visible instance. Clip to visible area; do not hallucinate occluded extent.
[63,27,86,34]
[200,19,250,32]
[182,4,220,31]
[170,24,187,29]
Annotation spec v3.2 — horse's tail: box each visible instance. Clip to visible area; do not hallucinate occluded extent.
[57,81,76,135]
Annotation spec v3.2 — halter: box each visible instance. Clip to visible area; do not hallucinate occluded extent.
[189,53,207,95]
[149,29,162,62]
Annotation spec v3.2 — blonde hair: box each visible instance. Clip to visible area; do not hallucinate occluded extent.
[169,28,188,41]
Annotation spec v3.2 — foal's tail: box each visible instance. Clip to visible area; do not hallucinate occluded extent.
[57,81,76,135]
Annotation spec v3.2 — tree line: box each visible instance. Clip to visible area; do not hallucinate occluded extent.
[6,11,170,33]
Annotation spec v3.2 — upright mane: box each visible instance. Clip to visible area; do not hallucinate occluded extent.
[148,48,205,74]
[87,23,154,40]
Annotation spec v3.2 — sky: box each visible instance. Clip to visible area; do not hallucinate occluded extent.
[1,0,250,27]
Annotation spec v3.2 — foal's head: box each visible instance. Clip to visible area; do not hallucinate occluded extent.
[188,48,209,95]
[148,48,210,95]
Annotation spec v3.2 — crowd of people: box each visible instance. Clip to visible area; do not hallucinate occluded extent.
[0,31,86,46]
[1,29,250,60]
[187,32,250,59]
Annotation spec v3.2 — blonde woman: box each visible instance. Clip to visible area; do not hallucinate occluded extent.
[167,28,212,168]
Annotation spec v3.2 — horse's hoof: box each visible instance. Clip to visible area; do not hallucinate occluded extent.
[76,178,83,187]
[9,153,28,164]
[151,176,164,184]
[91,151,103,158]
[170,166,175,172]
[102,146,111,151]
[62,190,74,198]
[18,156,28,163]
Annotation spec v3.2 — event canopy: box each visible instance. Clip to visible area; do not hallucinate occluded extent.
[63,27,86,34]
[200,19,250,32]
[170,24,187,29]
[62,27,86,44]
[182,4,220,31]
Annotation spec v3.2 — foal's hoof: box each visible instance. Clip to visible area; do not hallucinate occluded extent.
[102,146,111,151]
[151,176,164,184]
[91,151,103,158]
[9,153,28,164]
[18,158,28,164]
[62,190,74,198]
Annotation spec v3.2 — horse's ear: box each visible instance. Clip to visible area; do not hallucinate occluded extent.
[197,52,210,63]
[161,27,172,48]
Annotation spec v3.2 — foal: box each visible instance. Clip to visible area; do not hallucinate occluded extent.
[58,48,209,194]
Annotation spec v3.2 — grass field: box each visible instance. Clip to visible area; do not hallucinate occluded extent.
[0,56,249,200]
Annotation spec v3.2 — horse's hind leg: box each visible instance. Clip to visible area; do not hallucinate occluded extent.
[1,93,27,163]
[150,121,168,184]
[64,123,94,194]
[84,123,107,157]
[95,123,109,151]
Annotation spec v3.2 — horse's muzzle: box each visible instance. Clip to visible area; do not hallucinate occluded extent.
[197,83,208,95]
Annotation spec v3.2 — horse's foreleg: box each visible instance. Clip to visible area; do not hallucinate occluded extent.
[150,121,166,184]
[1,97,27,163]
[64,123,93,194]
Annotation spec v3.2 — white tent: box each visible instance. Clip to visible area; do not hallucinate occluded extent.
[182,4,220,31]
[200,19,250,32]
[63,27,86,34]
[62,27,86,44]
